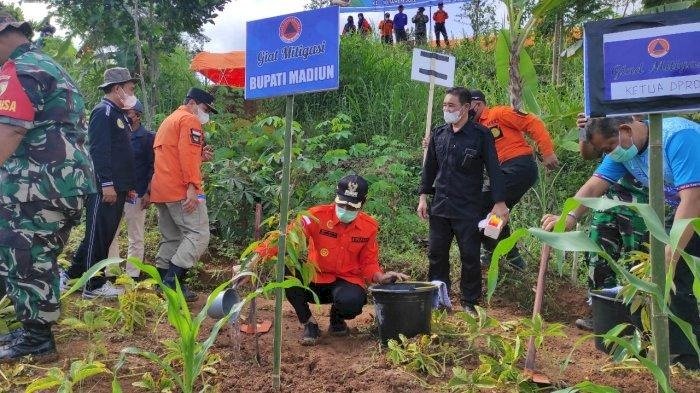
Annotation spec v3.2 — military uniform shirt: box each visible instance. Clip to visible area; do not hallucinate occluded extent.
[0,43,96,204]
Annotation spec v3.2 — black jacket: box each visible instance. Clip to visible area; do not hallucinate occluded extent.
[88,98,135,192]
[419,120,505,219]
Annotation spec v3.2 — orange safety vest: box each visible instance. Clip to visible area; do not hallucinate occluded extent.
[477,105,555,164]
[150,106,205,202]
[256,203,383,287]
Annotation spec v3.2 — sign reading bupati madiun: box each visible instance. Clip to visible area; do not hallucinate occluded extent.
[584,9,700,116]
[245,6,340,100]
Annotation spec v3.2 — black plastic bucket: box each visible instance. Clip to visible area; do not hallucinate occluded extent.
[368,281,437,345]
[590,290,641,353]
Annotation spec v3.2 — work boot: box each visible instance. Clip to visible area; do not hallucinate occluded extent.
[0,324,57,363]
[300,321,321,346]
[328,308,349,337]
[463,303,477,317]
[480,250,492,268]
[673,354,700,370]
[0,328,24,346]
[163,264,198,302]
[575,317,594,332]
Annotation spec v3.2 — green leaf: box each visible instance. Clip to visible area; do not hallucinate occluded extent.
[528,228,602,252]
[495,30,510,88]
[575,198,669,244]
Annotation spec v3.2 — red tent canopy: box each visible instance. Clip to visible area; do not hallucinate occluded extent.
[190,51,245,88]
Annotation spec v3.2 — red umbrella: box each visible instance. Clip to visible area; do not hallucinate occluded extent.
[190,51,245,88]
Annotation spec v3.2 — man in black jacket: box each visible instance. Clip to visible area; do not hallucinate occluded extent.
[64,67,137,298]
[417,87,508,314]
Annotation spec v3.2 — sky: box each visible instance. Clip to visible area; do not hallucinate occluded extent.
[8,0,475,52]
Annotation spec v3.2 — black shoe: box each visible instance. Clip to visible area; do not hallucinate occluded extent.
[480,251,492,268]
[0,324,57,363]
[463,303,477,316]
[329,320,349,337]
[0,328,24,347]
[300,321,321,346]
[674,354,700,370]
[506,249,526,271]
[575,317,594,332]
[163,264,198,302]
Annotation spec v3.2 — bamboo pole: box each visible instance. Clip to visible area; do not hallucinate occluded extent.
[525,244,551,371]
[272,95,294,390]
[648,114,670,392]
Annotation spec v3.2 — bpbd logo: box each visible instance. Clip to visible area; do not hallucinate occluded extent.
[279,16,302,43]
[647,37,670,58]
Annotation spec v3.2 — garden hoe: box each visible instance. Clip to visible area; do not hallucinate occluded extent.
[522,244,552,385]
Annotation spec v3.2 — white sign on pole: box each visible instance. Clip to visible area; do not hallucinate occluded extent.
[410,48,456,88]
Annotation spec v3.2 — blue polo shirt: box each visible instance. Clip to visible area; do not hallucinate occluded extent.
[393,12,407,30]
[130,125,155,197]
[594,117,700,206]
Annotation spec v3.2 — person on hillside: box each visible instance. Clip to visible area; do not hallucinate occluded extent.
[107,99,155,280]
[573,114,648,332]
[393,5,408,43]
[0,13,95,361]
[468,89,559,270]
[254,175,409,345]
[433,2,449,47]
[150,88,217,302]
[541,116,700,370]
[378,12,394,45]
[412,7,429,46]
[342,15,356,36]
[417,87,508,315]
[64,67,138,299]
[357,13,371,36]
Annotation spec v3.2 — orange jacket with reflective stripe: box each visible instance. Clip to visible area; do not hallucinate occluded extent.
[256,203,383,288]
[150,106,205,202]
[477,105,555,164]
[433,10,448,23]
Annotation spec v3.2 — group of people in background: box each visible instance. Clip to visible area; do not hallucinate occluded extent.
[344,3,450,47]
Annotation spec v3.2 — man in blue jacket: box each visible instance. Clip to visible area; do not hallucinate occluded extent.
[64,67,137,298]
[393,5,408,43]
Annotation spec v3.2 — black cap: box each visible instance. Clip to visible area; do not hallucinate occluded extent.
[418,7,425,12]
[437,2,444,6]
[470,89,486,102]
[398,5,404,9]
[335,175,368,209]
[186,87,218,114]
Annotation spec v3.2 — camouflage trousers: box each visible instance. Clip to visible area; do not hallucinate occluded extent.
[0,197,83,325]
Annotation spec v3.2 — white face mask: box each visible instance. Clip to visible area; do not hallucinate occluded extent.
[119,86,138,109]
[197,106,210,124]
[443,109,462,124]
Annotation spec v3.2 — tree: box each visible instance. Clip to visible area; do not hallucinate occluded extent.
[458,0,499,39]
[46,0,229,126]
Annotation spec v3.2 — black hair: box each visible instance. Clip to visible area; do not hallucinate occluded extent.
[102,82,128,94]
[446,87,472,106]
[585,116,635,142]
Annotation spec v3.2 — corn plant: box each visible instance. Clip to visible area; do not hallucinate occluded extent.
[111,259,310,393]
[24,359,111,393]
[486,197,700,393]
[102,274,164,333]
[131,371,173,392]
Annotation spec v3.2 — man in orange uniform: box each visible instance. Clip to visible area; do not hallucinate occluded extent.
[257,175,408,345]
[469,90,559,269]
[149,88,217,302]
[433,2,449,47]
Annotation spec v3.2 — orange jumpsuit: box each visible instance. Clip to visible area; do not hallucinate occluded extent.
[257,203,383,288]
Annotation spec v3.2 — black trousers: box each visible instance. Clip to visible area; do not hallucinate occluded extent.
[434,23,448,46]
[395,28,407,42]
[428,215,481,306]
[481,155,539,253]
[286,278,367,324]
[670,233,700,357]
[67,191,127,289]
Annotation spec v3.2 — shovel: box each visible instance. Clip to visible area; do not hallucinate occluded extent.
[523,244,552,385]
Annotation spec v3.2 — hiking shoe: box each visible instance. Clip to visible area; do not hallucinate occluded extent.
[59,269,70,293]
[82,281,123,299]
[463,304,477,317]
[0,328,24,347]
[328,320,349,337]
[480,251,492,268]
[575,317,594,332]
[300,321,321,346]
[0,325,57,363]
[507,254,526,271]
[674,354,700,370]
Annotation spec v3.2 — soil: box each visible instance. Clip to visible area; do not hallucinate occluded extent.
[30,280,699,393]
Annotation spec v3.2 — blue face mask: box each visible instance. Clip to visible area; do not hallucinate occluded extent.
[608,130,638,163]
[335,205,359,223]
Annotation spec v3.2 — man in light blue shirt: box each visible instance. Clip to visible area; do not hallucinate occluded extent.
[542,115,700,370]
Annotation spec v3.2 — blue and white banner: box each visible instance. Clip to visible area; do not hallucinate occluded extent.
[603,23,700,101]
[336,0,464,13]
[245,7,340,100]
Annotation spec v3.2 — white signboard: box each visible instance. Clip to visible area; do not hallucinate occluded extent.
[410,49,455,88]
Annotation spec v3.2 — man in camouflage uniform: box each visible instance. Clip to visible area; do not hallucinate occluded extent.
[0,13,95,362]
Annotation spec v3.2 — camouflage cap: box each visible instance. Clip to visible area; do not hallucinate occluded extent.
[98,67,138,89]
[0,12,33,38]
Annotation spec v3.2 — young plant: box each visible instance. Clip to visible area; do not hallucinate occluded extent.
[387,334,445,377]
[24,359,111,393]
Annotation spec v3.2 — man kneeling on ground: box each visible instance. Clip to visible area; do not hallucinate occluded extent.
[253,175,408,345]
